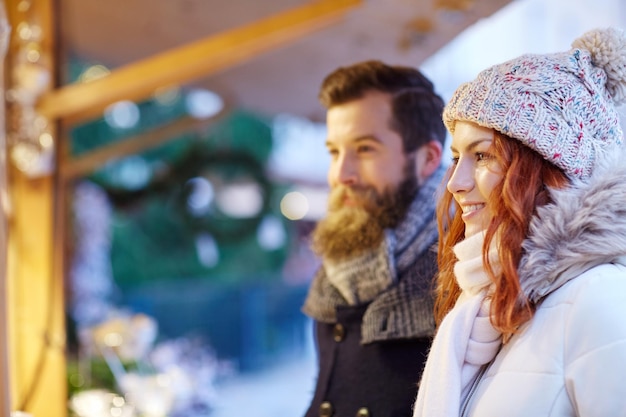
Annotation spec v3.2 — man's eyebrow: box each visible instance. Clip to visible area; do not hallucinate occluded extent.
[325,135,381,148]
[354,135,382,144]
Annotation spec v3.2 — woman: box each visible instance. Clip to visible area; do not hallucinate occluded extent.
[414,27,626,416]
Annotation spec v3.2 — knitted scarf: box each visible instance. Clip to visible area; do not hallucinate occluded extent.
[302,166,445,342]
[413,231,502,417]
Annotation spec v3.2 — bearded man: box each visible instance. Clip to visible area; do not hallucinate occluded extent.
[302,60,447,417]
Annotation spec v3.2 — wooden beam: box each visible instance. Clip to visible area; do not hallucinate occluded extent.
[36,0,362,124]
[61,113,224,181]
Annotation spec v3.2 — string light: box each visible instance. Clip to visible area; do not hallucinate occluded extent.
[6,0,54,177]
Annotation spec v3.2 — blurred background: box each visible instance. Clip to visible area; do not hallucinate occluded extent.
[4,0,624,416]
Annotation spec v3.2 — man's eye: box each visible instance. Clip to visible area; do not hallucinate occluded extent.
[357,145,374,153]
[450,156,459,165]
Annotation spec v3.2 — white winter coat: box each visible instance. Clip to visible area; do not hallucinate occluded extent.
[462,150,626,417]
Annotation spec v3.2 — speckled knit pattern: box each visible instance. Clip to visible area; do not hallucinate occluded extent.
[444,28,626,180]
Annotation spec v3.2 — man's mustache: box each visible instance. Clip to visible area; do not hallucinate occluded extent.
[328,185,379,211]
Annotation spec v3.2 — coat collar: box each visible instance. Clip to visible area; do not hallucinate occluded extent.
[519,145,626,303]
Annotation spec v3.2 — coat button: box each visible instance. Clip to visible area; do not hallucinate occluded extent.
[333,323,345,342]
[319,401,333,417]
[356,407,370,417]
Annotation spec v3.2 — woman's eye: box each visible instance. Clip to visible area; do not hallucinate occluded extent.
[450,156,459,165]
[476,152,492,162]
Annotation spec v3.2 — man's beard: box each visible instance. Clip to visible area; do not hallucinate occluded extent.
[311,165,418,263]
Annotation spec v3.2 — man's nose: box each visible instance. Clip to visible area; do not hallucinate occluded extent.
[330,153,358,186]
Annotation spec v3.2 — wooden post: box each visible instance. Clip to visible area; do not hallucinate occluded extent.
[0,0,11,415]
[4,0,66,416]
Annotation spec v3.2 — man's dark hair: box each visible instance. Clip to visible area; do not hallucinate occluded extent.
[318,60,446,153]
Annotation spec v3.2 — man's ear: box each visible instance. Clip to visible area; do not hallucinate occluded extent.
[414,140,443,185]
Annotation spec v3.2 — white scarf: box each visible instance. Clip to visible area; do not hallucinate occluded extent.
[413,231,502,417]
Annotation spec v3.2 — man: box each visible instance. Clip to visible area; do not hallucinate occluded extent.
[302,60,446,417]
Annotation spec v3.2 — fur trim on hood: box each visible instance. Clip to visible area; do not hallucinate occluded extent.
[519,145,626,303]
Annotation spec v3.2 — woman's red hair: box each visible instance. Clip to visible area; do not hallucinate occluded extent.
[434,130,570,339]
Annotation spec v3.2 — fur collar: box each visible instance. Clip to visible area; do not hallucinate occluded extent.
[519,146,626,303]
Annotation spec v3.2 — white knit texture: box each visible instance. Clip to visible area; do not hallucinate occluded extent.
[444,27,626,180]
[413,232,501,417]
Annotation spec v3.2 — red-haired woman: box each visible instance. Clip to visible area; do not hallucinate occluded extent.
[414,27,626,416]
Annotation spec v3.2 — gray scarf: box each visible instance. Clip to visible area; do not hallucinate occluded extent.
[302,165,444,343]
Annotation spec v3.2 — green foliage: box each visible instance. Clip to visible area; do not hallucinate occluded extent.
[203,109,274,163]
[70,105,291,290]
[68,50,292,287]
[110,202,290,290]
[67,357,118,399]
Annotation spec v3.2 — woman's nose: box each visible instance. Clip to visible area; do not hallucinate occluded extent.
[447,160,474,194]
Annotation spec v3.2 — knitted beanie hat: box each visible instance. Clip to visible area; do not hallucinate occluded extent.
[443,27,626,180]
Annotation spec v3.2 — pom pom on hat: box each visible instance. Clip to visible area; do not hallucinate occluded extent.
[572,27,626,105]
[444,27,626,180]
